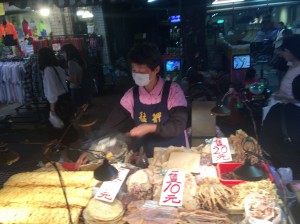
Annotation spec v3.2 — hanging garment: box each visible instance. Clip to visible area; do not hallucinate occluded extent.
[22,19,32,37]
[39,22,47,37]
[0,21,18,46]
[0,61,37,104]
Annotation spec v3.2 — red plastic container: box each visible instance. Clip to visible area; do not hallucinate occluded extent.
[61,162,76,171]
[217,162,274,187]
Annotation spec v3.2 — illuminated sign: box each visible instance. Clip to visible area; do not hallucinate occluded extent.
[169,15,181,24]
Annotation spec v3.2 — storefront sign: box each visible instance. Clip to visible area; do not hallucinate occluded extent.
[159,170,185,207]
[211,137,232,163]
[94,167,129,203]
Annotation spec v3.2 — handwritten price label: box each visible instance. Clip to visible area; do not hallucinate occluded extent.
[159,170,185,207]
[211,137,232,164]
[94,167,129,203]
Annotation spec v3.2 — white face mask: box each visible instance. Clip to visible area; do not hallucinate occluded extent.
[132,72,151,86]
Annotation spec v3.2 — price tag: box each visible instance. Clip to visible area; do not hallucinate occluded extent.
[159,170,185,207]
[94,167,129,203]
[211,137,232,163]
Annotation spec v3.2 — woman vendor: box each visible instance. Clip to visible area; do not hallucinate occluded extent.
[79,42,188,159]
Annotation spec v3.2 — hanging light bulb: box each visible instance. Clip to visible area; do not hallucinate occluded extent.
[40,8,50,17]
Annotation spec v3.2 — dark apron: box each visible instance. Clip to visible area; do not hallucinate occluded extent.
[133,81,186,157]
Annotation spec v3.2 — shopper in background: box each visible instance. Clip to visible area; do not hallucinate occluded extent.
[273,34,300,101]
[263,34,300,120]
[38,47,78,146]
[271,29,293,83]
[273,21,285,49]
[61,43,91,109]
[260,74,300,180]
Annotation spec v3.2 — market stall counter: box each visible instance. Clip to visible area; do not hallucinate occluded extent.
[0,129,295,224]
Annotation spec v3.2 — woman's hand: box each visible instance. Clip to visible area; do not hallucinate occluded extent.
[74,152,88,170]
[129,124,157,137]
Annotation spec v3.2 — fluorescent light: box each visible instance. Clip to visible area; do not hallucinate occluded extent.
[212,0,244,5]
[40,8,50,16]
[82,11,93,18]
[76,10,84,16]
[147,0,157,2]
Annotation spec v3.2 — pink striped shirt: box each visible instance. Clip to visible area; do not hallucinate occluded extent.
[120,77,187,118]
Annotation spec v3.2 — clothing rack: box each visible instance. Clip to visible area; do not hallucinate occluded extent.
[0,55,48,125]
[0,58,24,62]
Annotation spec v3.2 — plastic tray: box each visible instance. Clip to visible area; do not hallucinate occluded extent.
[217,162,274,187]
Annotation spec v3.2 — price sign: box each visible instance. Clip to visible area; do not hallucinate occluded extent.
[211,137,232,163]
[94,167,129,203]
[159,170,185,207]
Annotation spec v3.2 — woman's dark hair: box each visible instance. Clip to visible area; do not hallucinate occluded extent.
[128,42,162,71]
[282,34,300,61]
[61,43,84,67]
[38,47,59,71]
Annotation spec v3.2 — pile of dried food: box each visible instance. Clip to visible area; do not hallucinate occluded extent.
[123,200,231,224]
[83,198,125,224]
[0,130,286,224]
[0,171,97,224]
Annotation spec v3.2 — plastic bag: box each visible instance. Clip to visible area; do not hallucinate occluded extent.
[49,112,64,129]
[123,200,179,224]
[277,167,293,185]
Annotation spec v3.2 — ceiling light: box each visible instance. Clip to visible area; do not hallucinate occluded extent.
[147,0,157,3]
[212,0,244,5]
[82,11,93,18]
[40,8,50,16]
[76,10,84,16]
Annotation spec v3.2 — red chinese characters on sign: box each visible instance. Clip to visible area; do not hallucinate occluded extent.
[211,137,232,163]
[160,170,185,206]
[97,191,112,201]
[95,167,129,203]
